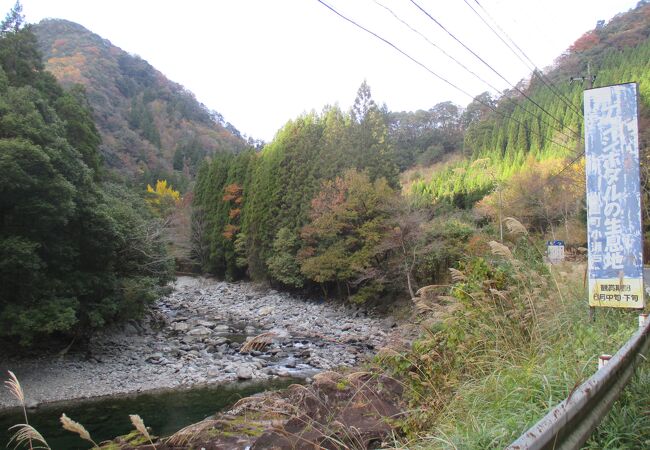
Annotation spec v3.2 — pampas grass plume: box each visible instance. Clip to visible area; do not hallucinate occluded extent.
[130,414,156,448]
[8,423,50,450]
[503,217,528,235]
[60,413,98,447]
[5,370,24,404]
[488,240,514,260]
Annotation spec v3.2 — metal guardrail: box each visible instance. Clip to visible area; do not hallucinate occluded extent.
[507,315,650,450]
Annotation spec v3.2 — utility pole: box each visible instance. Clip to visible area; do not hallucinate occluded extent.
[570,61,596,89]
[571,61,596,321]
[498,182,503,243]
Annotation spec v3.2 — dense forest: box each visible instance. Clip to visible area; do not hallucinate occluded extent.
[4,0,650,342]
[0,4,173,346]
[192,81,476,302]
[193,1,650,303]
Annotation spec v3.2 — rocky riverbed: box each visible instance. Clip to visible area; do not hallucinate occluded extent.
[0,277,398,409]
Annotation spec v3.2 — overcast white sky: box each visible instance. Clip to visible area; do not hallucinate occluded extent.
[2,0,640,141]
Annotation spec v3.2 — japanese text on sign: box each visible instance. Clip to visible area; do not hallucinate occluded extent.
[584,83,644,309]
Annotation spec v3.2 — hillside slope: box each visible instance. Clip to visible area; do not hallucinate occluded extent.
[411,1,650,208]
[32,19,247,180]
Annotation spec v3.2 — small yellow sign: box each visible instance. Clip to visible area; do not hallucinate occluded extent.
[588,278,644,309]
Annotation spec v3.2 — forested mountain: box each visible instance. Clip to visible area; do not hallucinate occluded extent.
[32,19,248,185]
[411,0,650,208]
[192,1,650,302]
[0,5,173,346]
[388,101,465,171]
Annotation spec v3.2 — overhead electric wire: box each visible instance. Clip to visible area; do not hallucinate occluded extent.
[314,0,578,155]
[408,0,579,136]
[374,0,498,93]
[374,0,579,145]
[552,150,584,181]
[465,0,584,117]
[472,0,583,116]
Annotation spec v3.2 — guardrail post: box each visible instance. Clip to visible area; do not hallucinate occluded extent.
[598,354,612,370]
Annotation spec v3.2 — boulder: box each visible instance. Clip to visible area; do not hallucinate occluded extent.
[236,365,253,380]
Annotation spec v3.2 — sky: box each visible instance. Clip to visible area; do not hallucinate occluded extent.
[2,0,641,141]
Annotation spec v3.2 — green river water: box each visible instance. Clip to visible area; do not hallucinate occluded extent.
[0,378,299,450]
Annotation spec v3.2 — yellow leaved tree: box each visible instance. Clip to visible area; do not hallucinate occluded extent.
[146,180,180,217]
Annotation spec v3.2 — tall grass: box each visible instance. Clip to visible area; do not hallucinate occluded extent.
[3,372,158,449]
[380,223,644,449]
[585,364,650,449]
[4,371,50,450]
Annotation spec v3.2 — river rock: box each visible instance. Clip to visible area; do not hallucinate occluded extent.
[187,326,212,336]
[146,353,163,363]
[172,321,190,332]
[0,275,398,410]
[236,365,253,380]
[258,306,275,316]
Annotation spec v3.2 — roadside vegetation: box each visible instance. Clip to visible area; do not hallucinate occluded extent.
[377,219,646,448]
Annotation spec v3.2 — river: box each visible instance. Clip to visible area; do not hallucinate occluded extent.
[0,378,301,449]
[0,277,397,447]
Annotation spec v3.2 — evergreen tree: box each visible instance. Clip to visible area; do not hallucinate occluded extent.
[0,14,172,345]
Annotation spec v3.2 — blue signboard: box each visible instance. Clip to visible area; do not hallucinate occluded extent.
[585,83,644,308]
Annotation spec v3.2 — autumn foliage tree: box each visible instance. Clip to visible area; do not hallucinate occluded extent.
[475,157,585,243]
[222,183,242,240]
[299,169,395,302]
[146,179,180,217]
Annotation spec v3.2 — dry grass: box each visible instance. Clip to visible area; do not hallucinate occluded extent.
[448,268,466,283]
[229,392,299,417]
[166,418,220,447]
[4,370,47,450]
[4,371,25,405]
[240,331,276,353]
[7,424,50,450]
[503,217,528,235]
[130,414,156,449]
[60,413,99,448]
[488,240,513,260]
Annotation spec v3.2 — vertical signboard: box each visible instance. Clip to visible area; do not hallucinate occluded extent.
[585,83,644,308]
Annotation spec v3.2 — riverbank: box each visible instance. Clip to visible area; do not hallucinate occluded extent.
[0,277,402,409]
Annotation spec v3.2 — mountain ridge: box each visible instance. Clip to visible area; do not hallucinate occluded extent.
[32,18,248,182]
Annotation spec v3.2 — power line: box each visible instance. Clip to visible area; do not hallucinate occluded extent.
[549,150,584,183]
[315,0,578,155]
[408,0,579,136]
[473,0,583,116]
[374,0,579,145]
[467,0,584,118]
